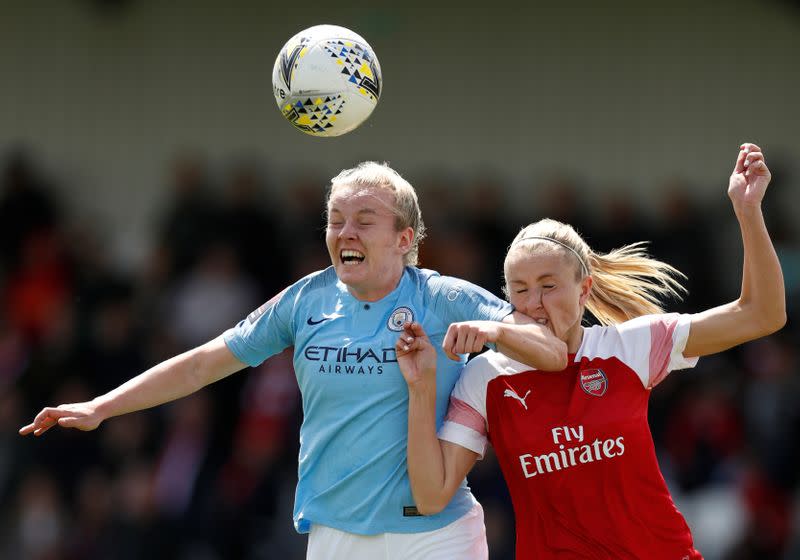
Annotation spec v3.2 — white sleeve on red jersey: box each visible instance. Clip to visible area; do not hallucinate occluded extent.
[437,352,504,459]
[594,312,698,389]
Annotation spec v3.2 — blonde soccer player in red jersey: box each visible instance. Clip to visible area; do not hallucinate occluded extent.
[395,143,785,559]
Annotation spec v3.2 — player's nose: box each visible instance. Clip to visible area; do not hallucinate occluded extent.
[338,219,358,239]
[517,292,539,316]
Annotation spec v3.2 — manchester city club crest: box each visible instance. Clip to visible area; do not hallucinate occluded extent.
[387,306,414,331]
[579,369,608,397]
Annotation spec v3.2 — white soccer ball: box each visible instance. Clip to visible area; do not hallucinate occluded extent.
[272,24,382,137]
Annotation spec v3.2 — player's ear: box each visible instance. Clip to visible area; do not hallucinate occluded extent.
[578,275,593,306]
[398,227,414,254]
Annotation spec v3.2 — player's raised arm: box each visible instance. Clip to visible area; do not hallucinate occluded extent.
[19,336,246,437]
[683,143,786,357]
[397,322,481,515]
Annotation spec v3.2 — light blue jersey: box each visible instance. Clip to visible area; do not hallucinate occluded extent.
[223,266,513,535]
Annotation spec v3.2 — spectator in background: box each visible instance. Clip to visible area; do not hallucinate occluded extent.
[663,376,743,492]
[167,243,260,349]
[651,180,716,311]
[3,469,65,559]
[4,231,71,344]
[156,152,219,281]
[591,182,649,255]
[219,161,289,297]
[530,173,589,235]
[0,149,60,273]
[462,173,516,295]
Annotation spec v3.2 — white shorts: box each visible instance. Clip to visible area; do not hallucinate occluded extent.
[306,503,488,560]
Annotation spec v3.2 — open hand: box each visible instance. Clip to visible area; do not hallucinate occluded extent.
[19,401,104,437]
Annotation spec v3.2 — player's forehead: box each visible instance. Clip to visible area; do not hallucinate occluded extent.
[505,246,572,281]
[328,183,396,215]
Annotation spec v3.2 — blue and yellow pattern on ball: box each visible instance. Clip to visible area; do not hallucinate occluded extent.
[282,94,346,135]
[322,40,381,101]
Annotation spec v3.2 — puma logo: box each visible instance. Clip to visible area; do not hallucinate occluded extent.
[504,388,531,410]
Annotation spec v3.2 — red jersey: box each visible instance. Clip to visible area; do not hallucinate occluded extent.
[439,313,703,559]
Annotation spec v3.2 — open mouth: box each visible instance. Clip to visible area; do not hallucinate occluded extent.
[341,249,365,266]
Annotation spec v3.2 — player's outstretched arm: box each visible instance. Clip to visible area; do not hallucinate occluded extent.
[684,143,786,357]
[396,323,480,515]
[19,336,246,437]
[442,315,567,371]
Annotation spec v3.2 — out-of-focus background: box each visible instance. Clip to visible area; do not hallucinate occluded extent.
[2,1,799,559]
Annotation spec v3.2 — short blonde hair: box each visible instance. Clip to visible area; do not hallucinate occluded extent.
[505,219,686,325]
[327,161,426,266]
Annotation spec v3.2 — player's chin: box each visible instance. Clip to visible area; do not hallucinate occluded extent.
[335,262,366,281]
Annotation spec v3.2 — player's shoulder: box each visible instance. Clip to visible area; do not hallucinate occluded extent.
[288,266,340,295]
[414,266,480,287]
[583,314,653,337]
[406,267,455,299]
[408,266,446,290]
[588,313,684,342]
[412,267,495,300]
[274,267,340,311]
[299,266,339,288]
[578,314,684,358]
[616,312,690,337]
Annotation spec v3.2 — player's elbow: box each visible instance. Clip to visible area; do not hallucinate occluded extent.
[546,339,569,371]
[740,300,787,340]
[411,488,450,516]
[748,298,787,337]
[762,308,787,335]
[415,499,447,516]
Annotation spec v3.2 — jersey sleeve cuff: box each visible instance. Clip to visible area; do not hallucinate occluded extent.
[669,314,699,370]
[438,421,488,459]
[222,328,262,368]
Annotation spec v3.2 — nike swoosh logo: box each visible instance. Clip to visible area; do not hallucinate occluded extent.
[307,316,333,326]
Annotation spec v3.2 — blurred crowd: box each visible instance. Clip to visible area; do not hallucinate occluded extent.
[1,147,798,560]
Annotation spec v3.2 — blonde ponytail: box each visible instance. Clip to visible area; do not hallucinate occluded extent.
[585,242,686,325]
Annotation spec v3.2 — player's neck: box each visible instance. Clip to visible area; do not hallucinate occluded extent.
[565,325,584,354]
[348,266,405,302]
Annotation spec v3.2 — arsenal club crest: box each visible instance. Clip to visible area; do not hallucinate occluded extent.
[580,369,608,397]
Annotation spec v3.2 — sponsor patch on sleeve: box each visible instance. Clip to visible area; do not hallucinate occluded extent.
[247,288,287,324]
